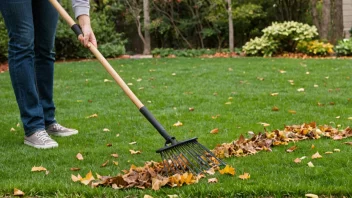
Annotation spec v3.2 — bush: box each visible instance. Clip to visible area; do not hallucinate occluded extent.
[296,40,334,56]
[0,16,8,62]
[262,21,318,52]
[242,37,279,57]
[335,38,352,56]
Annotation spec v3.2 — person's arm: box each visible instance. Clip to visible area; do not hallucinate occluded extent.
[71,0,97,48]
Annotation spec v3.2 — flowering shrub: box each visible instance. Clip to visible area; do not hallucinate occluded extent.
[296,40,334,56]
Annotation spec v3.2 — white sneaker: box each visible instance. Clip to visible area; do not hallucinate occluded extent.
[24,130,58,149]
[46,123,78,137]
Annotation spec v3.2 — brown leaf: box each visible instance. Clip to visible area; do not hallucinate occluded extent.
[101,160,109,167]
[70,167,81,171]
[129,150,142,155]
[188,107,195,111]
[31,166,47,172]
[111,153,119,158]
[210,128,219,134]
[76,153,84,160]
[272,106,279,111]
[239,172,250,180]
[205,168,215,175]
[294,158,301,163]
[344,142,352,145]
[208,178,218,183]
[286,145,298,153]
[312,152,322,159]
[13,188,25,196]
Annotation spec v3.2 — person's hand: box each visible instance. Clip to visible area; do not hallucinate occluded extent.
[77,15,97,48]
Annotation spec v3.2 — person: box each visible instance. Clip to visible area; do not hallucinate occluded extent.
[0,0,97,149]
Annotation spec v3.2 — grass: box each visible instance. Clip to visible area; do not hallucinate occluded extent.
[0,57,352,197]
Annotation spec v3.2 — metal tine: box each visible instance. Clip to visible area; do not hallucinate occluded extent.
[188,142,215,165]
[195,141,226,166]
[178,142,210,172]
[182,142,212,169]
[160,152,172,175]
[176,144,203,173]
[166,148,187,175]
[164,149,183,175]
[171,146,196,172]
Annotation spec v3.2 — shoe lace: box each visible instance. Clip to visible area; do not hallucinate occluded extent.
[35,131,52,142]
[52,123,65,131]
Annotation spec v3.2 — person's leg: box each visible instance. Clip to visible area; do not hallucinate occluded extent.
[0,0,45,136]
[32,0,59,127]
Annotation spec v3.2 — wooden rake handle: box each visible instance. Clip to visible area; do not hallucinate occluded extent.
[49,0,177,144]
[49,0,144,109]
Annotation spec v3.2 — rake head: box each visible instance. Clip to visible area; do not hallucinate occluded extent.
[156,137,226,175]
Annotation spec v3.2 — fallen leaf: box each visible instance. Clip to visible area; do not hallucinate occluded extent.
[113,161,119,166]
[16,123,20,127]
[210,128,219,134]
[305,194,319,198]
[325,151,333,154]
[71,174,82,182]
[111,153,119,158]
[130,150,142,155]
[300,156,307,160]
[294,158,301,163]
[311,144,315,149]
[106,143,112,147]
[167,195,179,198]
[129,141,137,145]
[312,152,322,159]
[288,110,297,114]
[101,160,109,167]
[103,128,110,132]
[219,165,235,175]
[116,134,120,137]
[286,145,298,153]
[13,188,25,196]
[239,172,250,180]
[189,107,195,111]
[10,128,16,132]
[344,142,352,145]
[31,166,47,172]
[173,121,183,127]
[307,161,314,167]
[76,153,84,160]
[279,70,286,73]
[86,113,98,118]
[272,106,279,111]
[225,101,232,105]
[314,84,319,88]
[70,167,81,171]
[80,171,95,185]
[205,168,215,175]
[333,149,340,152]
[144,195,153,198]
[258,122,270,127]
[104,79,112,82]
[208,178,218,183]
[270,93,279,96]
[297,88,305,92]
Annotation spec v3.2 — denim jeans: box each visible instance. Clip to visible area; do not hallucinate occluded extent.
[0,0,59,136]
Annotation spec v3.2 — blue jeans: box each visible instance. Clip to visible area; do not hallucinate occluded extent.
[0,0,59,136]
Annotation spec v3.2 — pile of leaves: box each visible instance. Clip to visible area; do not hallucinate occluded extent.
[212,122,352,158]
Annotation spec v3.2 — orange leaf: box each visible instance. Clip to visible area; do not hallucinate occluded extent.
[210,128,219,134]
[239,172,250,180]
[219,165,235,175]
[286,145,297,153]
[31,166,47,172]
[13,188,25,196]
[101,160,109,167]
[70,167,81,171]
[80,171,95,185]
[173,121,183,127]
[111,153,119,158]
[76,153,84,160]
[294,158,301,163]
[129,149,142,155]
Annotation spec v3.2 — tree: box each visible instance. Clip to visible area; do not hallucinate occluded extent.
[227,0,234,52]
[143,0,151,54]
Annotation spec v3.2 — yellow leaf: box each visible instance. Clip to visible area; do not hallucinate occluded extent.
[312,152,322,159]
[286,145,297,153]
[333,149,341,152]
[13,188,25,196]
[86,113,98,118]
[325,151,333,154]
[80,171,95,185]
[103,128,110,132]
[225,102,232,105]
[144,195,154,198]
[307,161,314,167]
[129,149,142,155]
[167,195,179,198]
[10,127,16,132]
[288,110,297,114]
[113,161,119,166]
[210,128,219,134]
[219,165,235,175]
[239,172,250,180]
[129,141,137,145]
[272,106,279,111]
[311,144,315,149]
[270,93,279,96]
[31,166,47,172]
[208,178,218,183]
[305,194,319,198]
[76,153,84,160]
[173,121,183,127]
[71,174,82,182]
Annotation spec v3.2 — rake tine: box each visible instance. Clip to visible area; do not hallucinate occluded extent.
[175,145,202,173]
[179,143,210,171]
[195,142,226,166]
[166,149,187,174]
[187,142,214,165]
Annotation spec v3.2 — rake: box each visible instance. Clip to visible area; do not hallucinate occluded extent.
[49,0,225,175]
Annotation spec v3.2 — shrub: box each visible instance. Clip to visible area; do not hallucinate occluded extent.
[296,40,334,56]
[0,16,8,62]
[242,37,279,57]
[335,38,352,56]
[262,21,318,52]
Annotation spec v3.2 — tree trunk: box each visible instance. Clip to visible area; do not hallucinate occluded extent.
[321,0,331,40]
[143,0,151,54]
[227,0,234,52]
[332,0,343,43]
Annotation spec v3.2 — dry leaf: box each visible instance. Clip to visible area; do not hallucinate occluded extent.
[129,141,137,145]
[106,143,112,147]
[31,166,47,172]
[86,113,98,118]
[312,152,322,159]
[270,93,279,96]
[272,106,279,111]
[10,127,16,132]
[258,122,270,127]
[167,195,179,198]
[225,101,232,105]
[189,107,195,111]
[103,128,110,132]
[219,165,235,175]
[111,153,119,158]
[70,167,81,171]
[208,178,218,183]
[344,142,352,145]
[76,153,84,160]
[104,79,112,82]
[210,128,219,134]
[205,168,216,175]
[294,158,301,163]
[173,121,183,127]
[80,171,95,185]
[314,84,319,88]
[333,149,341,152]
[286,145,297,153]
[288,110,297,114]
[13,188,25,196]
[325,151,333,154]
[113,161,119,166]
[129,150,142,155]
[279,70,286,73]
[305,194,319,198]
[116,133,120,137]
[239,172,250,180]
[297,88,304,92]
[101,160,109,167]
[307,161,314,167]
[144,195,153,198]
[311,144,315,149]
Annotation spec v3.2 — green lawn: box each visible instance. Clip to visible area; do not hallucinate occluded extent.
[0,57,352,197]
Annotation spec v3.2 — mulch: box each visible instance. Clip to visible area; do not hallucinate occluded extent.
[0,62,8,73]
